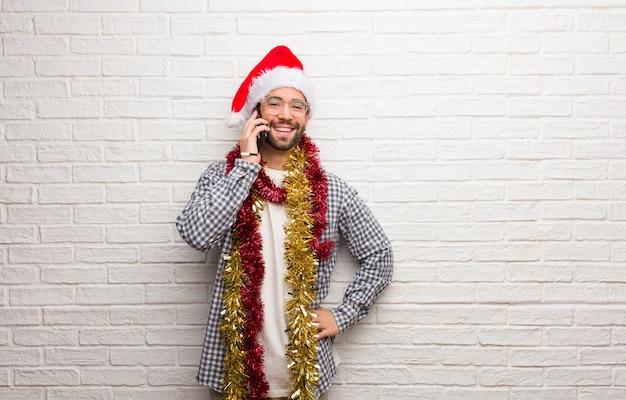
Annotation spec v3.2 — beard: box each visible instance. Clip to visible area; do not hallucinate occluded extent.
[265,120,306,151]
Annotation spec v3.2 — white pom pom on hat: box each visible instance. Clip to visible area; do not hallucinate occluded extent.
[227,45,315,127]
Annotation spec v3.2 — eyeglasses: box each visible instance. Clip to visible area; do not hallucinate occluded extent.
[260,97,309,117]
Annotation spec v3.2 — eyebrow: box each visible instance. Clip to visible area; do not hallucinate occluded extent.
[266,96,307,102]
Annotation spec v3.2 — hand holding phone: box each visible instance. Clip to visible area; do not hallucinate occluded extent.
[240,105,268,162]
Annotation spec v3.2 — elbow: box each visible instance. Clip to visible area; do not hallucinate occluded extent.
[175,215,210,252]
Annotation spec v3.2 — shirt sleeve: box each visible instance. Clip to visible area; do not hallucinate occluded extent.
[176,159,261,252]
[332,185,394,333]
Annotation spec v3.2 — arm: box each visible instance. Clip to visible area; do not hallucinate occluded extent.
[176,110,269,251]
[176,159,261,252]
[332,187,394,333]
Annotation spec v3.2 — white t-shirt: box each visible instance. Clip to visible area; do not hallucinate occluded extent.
[258,167,292,397]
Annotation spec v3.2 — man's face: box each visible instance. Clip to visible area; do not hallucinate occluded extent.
[259,87,310,152]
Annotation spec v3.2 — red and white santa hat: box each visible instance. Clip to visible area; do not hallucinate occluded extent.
[228,45,315,127]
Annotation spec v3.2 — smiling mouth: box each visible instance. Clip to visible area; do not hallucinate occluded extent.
[269,121,297,134]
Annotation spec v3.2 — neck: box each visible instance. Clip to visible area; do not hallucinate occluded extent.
[260,146,294,170]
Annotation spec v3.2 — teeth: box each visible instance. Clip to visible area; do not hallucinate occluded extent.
[275,127,292,132]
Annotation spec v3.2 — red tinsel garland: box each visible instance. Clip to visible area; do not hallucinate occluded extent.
[223,134,333,399]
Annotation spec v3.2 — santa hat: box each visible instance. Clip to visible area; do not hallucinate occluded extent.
[228,45,315,127]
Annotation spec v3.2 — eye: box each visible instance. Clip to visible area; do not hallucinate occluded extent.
[265,98,282,107]
[291,101,306,111]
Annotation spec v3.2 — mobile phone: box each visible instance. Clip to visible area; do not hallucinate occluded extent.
[255,104,267,150]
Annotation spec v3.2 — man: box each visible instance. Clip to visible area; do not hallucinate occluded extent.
[176,45,393,400]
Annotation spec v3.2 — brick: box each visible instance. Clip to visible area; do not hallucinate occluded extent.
[34,15,101,34]
[0,308,41,325]
[0,266,39,284]
[43,307,109,325]
[76,285,144,305]
[176,304,210,325]
[506,222,572,241]
[138,122,205,141]
[107,184,170,203]
[14,368,80,386]
[0,58,35,77]
[476,284,541,302]
[0,389,44,400]
[479,328,542,346]
[508,141,572,159]
[5,122,71,141]
[0,348,41,366]
[546,328,610,346]
[102,58,167,77]
[109,266,170,284]
[0,15,32,33]
[69,0,139,12]
[73,205,138,224]
[75,247,139,264]
[475,76,542,95]
[0,101,36,120]
[79,328,145,345]
[81,368,146,386]
[110,347,177,366]
[3,0,66,11]
[73,165,136,183]
[479,368,543,387]
[171,16,234,34]
[141,0,206,12]
[140,204,186,223]
[105,143,169,162]
[145,327,205,345]
[507,183,574,201]
[40,226,104,244]
[39,185,104,204]
[45,347,108,366]
[47,388,114,400]
[442,347,507,366]
[104,100,169,118]
[36,59,101,77]
[4,80,68,98]
[3,37,67,56]
[145,284,208,304]
[0,226,37,244]
[71,38,134,56]
[147,367,199,386]
[542,202,606,220]
[106,225,170,244]
[137,37,203,56]
[113,389,178,400]
[9,245,73,265]
[509,306,574,325]
[544,243,610,261]
[103,15,168,34]
[7,165,70,183]
[345,366,411,384]
[11,286,74,305]
[171,100,224,119]
[545,368,612,386]
[510,55,575,75]
[543,284,608,303]
[38,99,100,118]
[110,306,175,325]
[448,389,510,400]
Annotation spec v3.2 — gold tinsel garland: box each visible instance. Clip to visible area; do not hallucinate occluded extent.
[219,240,250,399]
[283,146,320,400]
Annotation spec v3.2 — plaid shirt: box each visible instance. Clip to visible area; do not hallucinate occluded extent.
[176,157,393,398]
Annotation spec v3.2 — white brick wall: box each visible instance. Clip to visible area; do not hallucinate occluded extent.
[1,1,626,399]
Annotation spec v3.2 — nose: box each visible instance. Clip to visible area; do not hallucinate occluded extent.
[277,103,293,119]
